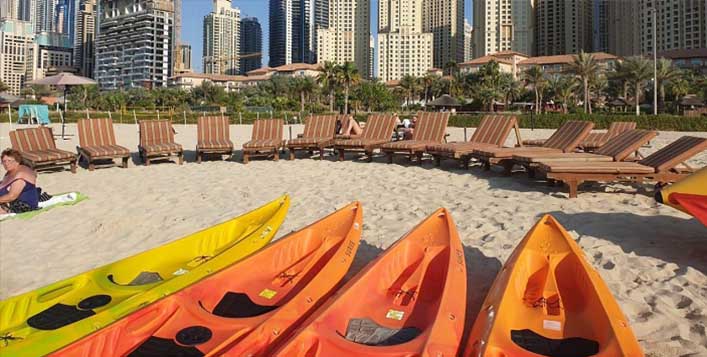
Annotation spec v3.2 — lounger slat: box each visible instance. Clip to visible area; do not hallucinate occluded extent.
[593,129,657,161]
[639,136,707,172]
[543,120,594,152]
[413,112,449,142]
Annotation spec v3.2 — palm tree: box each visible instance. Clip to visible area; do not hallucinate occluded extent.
[0,80,9,93]
[549,76,578,113]
[399,75,420,106]
[291,77,315,113]
[655,58,682,113]
[444,61,459,76]
[421,73,437,104]
[336,62,361,115]
[622,56,653,115]
[318,61,339,112]
[568,51,598,114]
[523,66,546,114]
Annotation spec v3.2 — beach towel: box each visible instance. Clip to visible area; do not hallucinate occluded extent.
[0,192,87,221]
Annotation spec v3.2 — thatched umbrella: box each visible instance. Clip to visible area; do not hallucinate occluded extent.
[29,72,97,138]
[680,95,705,107]
[427,94,460,111]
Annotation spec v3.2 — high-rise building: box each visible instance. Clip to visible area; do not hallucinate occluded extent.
[269,0,328,67]
[35,31,73,79]
[0,19,37,94]
[35,0,59,33]
[95,0,176,89]
[177,44,191,72]
[473,0,535,58]
[240,16,262,74]
[1,0,19,19]
[203,0,240,75]
[535,0,592,56]
[369,34,374,77]
[73,0,95,77]
[317,0,371,78]
[377,0,433,81]
[464,19,473,62]
[607,0,639,56]
[423,0,464,68]
[639,0,706,55]
[54,0,65,33]
[592,0,608,52]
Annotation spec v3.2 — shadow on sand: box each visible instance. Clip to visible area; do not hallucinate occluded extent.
[460,245,503,349]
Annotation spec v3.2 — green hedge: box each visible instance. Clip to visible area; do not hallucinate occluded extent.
[36,111,707,131]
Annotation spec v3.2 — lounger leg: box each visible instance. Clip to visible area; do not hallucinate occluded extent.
[197,151,202,164]
[387,152,393,164]
[434,156,441,167]
[338,149,345,161]
[319,147,325,160]
[501,161,514,175]
[289,149,295,160]
[88,162,95,171]
[178,152,184,165]
[145,157,150,166]
[567,180,579,198]
[243,152,250,164]
[122,156,129,168]
[482,160,491,171]
[415,152,423,165]
[462,157,470,170]
[274,150,279,161]
[71,160,77,174]
[527,167,536,178]
[365,151,373,162]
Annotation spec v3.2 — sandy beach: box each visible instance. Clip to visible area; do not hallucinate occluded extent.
[0,122,706,356]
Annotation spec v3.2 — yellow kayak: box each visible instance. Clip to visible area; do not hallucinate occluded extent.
[656,167,707,216]
[0,195,289,357]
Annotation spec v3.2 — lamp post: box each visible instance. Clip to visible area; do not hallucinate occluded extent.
[653,8,658,115]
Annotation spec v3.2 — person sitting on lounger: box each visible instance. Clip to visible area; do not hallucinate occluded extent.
[338,115,363,137]
[0,149,39,214]
[401,115,417,140]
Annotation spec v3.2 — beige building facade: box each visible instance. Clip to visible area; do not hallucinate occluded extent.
[535,0,593,56]
[423,0,464,68]
[377,0,433,81]
[317,0,371,78]
[203,0,241,75]
[473,0,535,58]
[0,19,37,95]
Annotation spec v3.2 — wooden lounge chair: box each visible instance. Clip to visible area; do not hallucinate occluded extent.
[77,118,130,170]
[426,115,521,168]
[511,129,658,176]
[138,120,184,166]
[287,115,337,160]
[537,136,707,198]
[380,112,449,164]
[333,114,397,162]
[472,120,594,174]
[10,126,77,173]
[335,114,362,140]
[196,116,234,163]
[523,121,636,150]
[242,119,284,163]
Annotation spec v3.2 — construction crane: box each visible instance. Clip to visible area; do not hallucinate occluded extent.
[203,53,262,74]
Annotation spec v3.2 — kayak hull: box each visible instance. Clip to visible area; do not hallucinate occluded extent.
[52,202,362,357]
[272,208,467,357]
[0,195,289,357]
[656,167,707,227]
[464,215,643,357]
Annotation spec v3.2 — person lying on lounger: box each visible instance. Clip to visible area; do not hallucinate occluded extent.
[337,115,363,137]
[0,149,39,214]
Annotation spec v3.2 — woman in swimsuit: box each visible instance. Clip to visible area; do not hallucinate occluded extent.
[0,148,39,214]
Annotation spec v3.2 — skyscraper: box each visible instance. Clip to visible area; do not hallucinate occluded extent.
[638,0,706,55]
[423,0,464,68]
[35,0,58,33]
[0,19,37,94]
[269,0,328,67]
[95,0,176,89]
[54,0,65,33]
[73,0,95,77]
[240,16,262,74]
[607,0,639,56]
[592,0,608,53]
[317,0,371,78]
[377,0,433,81]
[203,0,240,75]
[473,0,535,57]
[535,0,592,56]
[464,18,473,62]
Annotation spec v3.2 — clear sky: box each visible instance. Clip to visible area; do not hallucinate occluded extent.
[182,0,473,72]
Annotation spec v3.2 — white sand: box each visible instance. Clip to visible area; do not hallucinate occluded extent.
[0,122,706,356]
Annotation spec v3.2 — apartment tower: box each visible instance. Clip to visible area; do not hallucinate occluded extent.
[0,19,37,94]
[73,0,95,77]
[535,0,592,56]
[638,0,706,54]
[464,18,472,62]
[240,16,262,74]
[317,0,371,78]
[473,0,535,57]
[423,0,464,69]
[95,0,176,89]
[269,0,329,67]
[377,0,433,81]
[203,0,240,75]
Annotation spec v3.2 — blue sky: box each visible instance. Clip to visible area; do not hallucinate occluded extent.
[182,0,473,72]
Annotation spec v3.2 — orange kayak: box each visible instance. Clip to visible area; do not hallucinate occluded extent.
[270,208,467,357]
[464,215,643,357]
[52,202,363,357]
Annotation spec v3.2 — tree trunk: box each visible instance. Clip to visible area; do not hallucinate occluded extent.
[659,84,666,114]
[534,89,540,115]
[300,91,305,113]
[344,86,350,115]
[635,83,641,116]
[583,78,591,114]
[329,90,334,112]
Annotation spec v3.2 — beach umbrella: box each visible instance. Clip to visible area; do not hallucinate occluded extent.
[29,72,97,138]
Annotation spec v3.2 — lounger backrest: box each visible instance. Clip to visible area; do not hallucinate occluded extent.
[639,136,707,172]
[413,112,449,142]
[10,127,56,151]
[198,116,230,144]
[607,121,637,137]
[303,115,337,138]
[251,119,284,140]
[542,120,595,152]
[361,114,396,140]
[469,115,517,146]
[594,129,657,161]
[139,120,175,146]
[78,118,117,147]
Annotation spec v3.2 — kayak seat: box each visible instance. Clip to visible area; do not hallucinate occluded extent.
[127,336,204,357]
[211,292,278,318]
[26,294,111,330]
[510,329,599,357]
[108,272,164,286]
[343,318,421,346]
